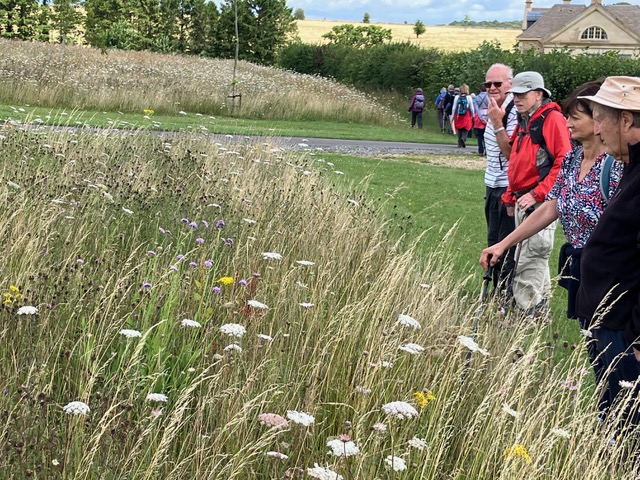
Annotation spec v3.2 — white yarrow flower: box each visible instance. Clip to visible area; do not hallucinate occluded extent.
[299,302,314,308]
[219,323,246,338]
[257,333,273,341]
[266,451,289,460]
[262,252,282,260]
[146,393,168,403]
[551,427,571,439]
[385,455,407,472]
[63,401,90,415]
[619,380,635,389]
[17,306,38,315]
[457,335,490,356]
[181,318,202,328]
[224,343,243,353]
[247,299,268,309]
[397,313,421,330]
[408,436,428,451]
[501,403,521,418]
[381,401,419,420]
[286,410,315,426]
[295,260,315,266]
[307,464,343,480]
[399,343,424,355]
[119,329,142,338]
[326,438,360,457]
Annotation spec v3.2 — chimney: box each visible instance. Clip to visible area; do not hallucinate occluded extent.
[562,0,571,4]
[523,0,533,31]
[592,0,602,4]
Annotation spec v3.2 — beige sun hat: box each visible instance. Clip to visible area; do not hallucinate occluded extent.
[578,76,640,112]
[509,71,551,98]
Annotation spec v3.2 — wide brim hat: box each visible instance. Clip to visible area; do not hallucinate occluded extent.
[578,76,640,112]
[509,71,551,98]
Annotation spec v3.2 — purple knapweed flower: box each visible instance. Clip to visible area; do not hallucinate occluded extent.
[224,238,234,247]
[176,254,186,261]
[188,221,198,229]
[204,259,213,267]
[196,238,205,245]
[142,282,152,289]
[212,286,221,294]
[180,217,189,224]
[159,227,171,235]
[189,261,198,268]
[239,279,248,286]
[216,219,225,229]
[202,220,209,228]
[147,250,156,256]
[169,265,178,271]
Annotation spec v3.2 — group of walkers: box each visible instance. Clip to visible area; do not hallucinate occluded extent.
[473,64,640,442]
[411,84,490,153]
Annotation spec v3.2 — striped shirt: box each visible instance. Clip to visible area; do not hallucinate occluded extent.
[484,94,518,188]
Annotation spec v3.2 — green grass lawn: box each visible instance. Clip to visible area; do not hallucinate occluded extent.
[315,152,581,359]
[1,104,456,144]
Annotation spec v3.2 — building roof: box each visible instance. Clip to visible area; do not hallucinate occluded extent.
[518,4,640,41]
[518,4,586,39]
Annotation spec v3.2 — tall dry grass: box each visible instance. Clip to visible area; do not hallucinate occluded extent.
[0,122,638,479]
[0,39,397,124]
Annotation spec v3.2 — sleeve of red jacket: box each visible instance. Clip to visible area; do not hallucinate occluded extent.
[530,111,572,203]
[501,127,520,206]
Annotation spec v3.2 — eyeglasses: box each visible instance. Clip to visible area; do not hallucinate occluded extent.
[484,81,504,89]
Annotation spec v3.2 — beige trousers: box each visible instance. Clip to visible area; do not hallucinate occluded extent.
[512,202,556,310]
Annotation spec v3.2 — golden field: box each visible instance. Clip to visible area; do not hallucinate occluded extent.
[295,19,521,51]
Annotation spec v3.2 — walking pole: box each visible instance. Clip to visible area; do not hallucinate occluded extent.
[509,205,535,298]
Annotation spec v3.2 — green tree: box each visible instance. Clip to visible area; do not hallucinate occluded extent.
[293,7,304,20]
[362,11,370,23]
[35,0,51,41]
[0,0,40,39]
[413,19,425,38]
[463,14,470,29]
[83,0,127,48]
[130,0,162,50]
[52,0,83,44]
[322,24,391,48]
[216,0,296,64]
[189,0,218,54]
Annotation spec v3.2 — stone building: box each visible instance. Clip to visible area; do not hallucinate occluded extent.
[518,0,640,55]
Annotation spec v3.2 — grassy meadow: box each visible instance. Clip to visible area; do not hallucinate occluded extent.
[294,19,521,51]
[1,39,640,479]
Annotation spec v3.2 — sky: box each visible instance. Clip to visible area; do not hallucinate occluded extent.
[287,0,640,25]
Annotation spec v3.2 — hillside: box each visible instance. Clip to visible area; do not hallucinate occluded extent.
[295,19,521,51]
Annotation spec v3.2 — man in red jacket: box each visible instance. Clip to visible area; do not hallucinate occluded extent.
[502,71,572,317]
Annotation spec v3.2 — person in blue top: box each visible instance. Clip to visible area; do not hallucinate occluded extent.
[435,87,447,133]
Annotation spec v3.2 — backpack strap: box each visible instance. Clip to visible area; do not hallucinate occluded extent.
[502,99,515,130]
[599,154,615,205]
[528,109,555,183]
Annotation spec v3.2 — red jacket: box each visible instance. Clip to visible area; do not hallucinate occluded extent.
[502,101,572,205]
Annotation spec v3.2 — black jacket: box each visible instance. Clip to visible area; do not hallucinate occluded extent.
[577,141,640,346]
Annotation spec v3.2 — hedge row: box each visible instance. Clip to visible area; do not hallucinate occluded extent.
[277,40,640,105]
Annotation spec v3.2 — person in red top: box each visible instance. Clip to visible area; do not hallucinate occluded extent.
[501,71,572,317]
[452,84,475,148]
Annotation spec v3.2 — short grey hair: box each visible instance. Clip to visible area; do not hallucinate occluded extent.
[488,63,513,80]
[593,103,640,127]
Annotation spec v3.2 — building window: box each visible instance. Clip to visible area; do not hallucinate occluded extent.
[581,26,608,40]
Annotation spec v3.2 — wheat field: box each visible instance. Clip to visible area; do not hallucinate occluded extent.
[295,19,522,51]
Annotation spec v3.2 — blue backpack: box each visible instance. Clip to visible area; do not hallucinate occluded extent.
[457,95,469,115]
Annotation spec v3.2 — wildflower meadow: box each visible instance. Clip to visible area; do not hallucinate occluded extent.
[0,118,639,479]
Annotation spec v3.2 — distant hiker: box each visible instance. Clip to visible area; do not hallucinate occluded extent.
[482,63,518,295]
[444,85,456,134]
[452,84,475,148]
[473,84,489,155]
[435,87,447,133]
[408,88,426,129]
[501,71,572,318]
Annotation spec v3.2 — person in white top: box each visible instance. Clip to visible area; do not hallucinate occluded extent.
[483,63,518,294]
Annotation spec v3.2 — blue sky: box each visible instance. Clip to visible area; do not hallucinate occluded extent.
[287,0,640,25]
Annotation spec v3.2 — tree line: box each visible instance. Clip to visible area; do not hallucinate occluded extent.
[0,0,295,64]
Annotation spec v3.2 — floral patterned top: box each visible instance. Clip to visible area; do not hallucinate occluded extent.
[546,146,623,248]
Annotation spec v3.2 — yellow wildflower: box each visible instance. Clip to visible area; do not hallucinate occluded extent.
[143,109,155,116]
[504,444,532,464]
[414,390,435,408]
[217,277,234,286]
[9,285,19,292]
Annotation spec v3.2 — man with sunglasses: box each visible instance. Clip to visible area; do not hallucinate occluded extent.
[483,63,519,296]
[501,71,572,318]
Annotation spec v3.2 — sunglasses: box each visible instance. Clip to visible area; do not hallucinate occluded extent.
[484,81,504,88]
